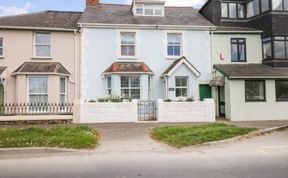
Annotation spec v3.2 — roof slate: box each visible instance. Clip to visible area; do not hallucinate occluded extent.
[214,64,288,78]
[0,11,82,29]
[13,62,70,75]
[79,4,214,27]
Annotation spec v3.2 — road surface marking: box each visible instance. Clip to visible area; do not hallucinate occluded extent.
[261,146,288,149]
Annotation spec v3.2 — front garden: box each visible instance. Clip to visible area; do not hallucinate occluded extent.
[151,123,257,148]
[0,125,99,149]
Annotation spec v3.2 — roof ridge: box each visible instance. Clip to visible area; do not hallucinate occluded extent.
[0,10,82,19]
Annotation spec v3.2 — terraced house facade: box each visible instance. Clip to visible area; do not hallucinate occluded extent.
[0,0,288,122]
[0,11,81,114]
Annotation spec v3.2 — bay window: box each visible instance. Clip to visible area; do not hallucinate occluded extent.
[276,80,288,101]
[175,77,188,98]
[261,0,270,12]
[273,0,284,10]
[121,76,140,99]
[29,76,48,104]
[167,33,182,57]
[229,3,237,18]
[274,37,288,59]
[245,80,266,101]
[121,32,136,56]
[35,32,51,57]
[263,37,272,60]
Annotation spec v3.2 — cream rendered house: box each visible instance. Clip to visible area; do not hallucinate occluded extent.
[0,11,81,105]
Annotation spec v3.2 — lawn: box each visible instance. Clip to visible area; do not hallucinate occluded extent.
[151,123,257,148]
[0,125,99,149]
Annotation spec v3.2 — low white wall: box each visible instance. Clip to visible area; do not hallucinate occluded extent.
[74,101,138,123]
[158,99,216,122]
[0,115,72,121]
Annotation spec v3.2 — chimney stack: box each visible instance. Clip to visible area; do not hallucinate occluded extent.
[86,0,100,6]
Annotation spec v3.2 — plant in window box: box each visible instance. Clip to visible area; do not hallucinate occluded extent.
[186,97,194,102]
[110,96,124,103]
[88,99,97,103]
[164,99,172,102]
[97,97,110,102]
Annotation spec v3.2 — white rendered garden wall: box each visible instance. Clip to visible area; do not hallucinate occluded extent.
[73,101,138,123]
[157,99,216,122]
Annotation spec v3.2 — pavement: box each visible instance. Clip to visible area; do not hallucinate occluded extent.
[0,128,287,178]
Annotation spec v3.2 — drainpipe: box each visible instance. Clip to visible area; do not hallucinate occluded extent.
[74,29,77,100]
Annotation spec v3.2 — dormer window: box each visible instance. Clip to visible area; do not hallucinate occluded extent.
[134,2,164,16]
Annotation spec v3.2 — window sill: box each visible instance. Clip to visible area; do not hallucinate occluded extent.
[166,56,181,60]
[245,100,266,102]
[118,56,138,60]
[0,56,4,59]
[31,57,52,60]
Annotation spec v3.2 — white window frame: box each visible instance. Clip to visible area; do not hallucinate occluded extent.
[167,33,182,58]
[148,76,152,100]
[0,38,3,57]
[175,77,189,98]
[60,77,67,103]
[34,32,51,58]
[120,32,136,57]
[107,76,112,95]
[134,3,164,16]
[120,76,141,99]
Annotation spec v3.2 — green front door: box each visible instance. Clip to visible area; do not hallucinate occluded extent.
[199,84,212,101]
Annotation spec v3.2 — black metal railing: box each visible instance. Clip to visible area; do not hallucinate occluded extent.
[0,103,73,116]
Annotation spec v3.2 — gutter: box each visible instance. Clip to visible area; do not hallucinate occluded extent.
[79,23,216,31]
[213,31,263,34]
[0,26,77,32]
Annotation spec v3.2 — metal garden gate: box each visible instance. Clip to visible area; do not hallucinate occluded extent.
[137,101,157,121]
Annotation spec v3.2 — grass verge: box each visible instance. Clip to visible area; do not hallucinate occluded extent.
[151,123,257,148]
[0,125,99,149]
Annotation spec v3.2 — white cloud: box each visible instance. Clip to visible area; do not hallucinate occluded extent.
[0,2,33,16]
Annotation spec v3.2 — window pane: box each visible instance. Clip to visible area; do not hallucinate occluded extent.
[245,81,265,101]
[175,88,187,97]
[135,4,143,14]
[107,77,112,88]
[274,41,286,58]
[131,89,140,99]
[175,78,181,87]
[0,48,2,56]
[29,76,48,93]
[253,0,260,16]
[229,3,237,18]
[0,39,2,47]
[263,42,272,59]
[155,7,162,15]
[144,4,154,15]
[121,76,129,88]
[121,89,129,98]
[121,33,135,45]
[60,94,66,103]
[131,76,140,87]
[261,0,270,12]
[231,43,238,62]
[239,44,246,61]
[60,78,66,93]
[36,33,50,44]
[247,1,254,17]
[285,0,288,10]
[121,46,135,56]
[273,0,283,10]
[36,45,51,57]
[221,3,228,17]
[276,81,288,101]
[181,78,188,87]
[30,95,48,104]
[238,4,245,18]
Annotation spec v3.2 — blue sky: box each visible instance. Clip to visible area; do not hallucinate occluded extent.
[0,0,206,16]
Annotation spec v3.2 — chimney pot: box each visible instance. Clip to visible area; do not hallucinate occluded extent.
[86,0,100,6]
